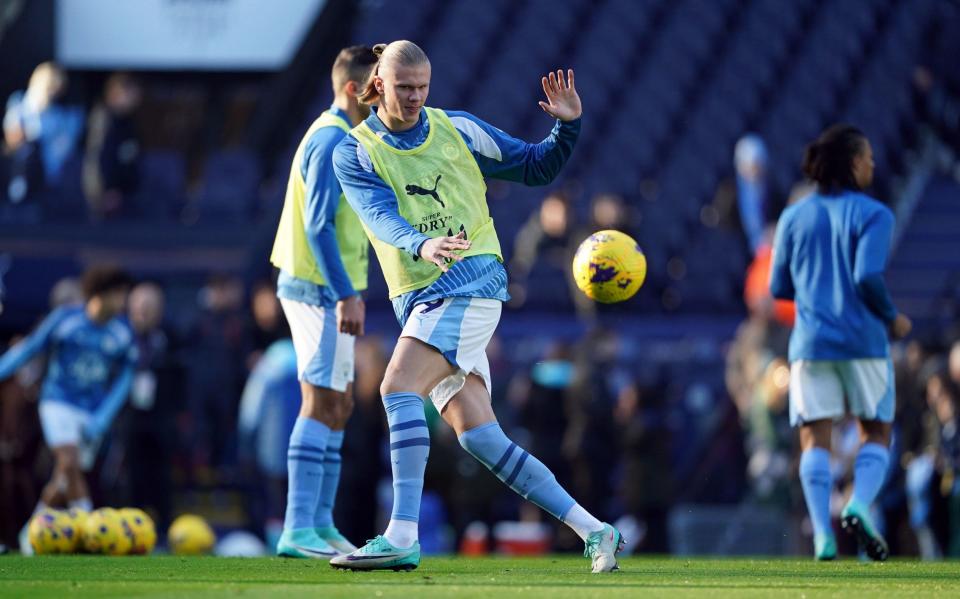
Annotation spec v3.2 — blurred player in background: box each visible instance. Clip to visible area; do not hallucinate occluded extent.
[269,45,378,558]
[770,124,912,561]
[331,40,622,573]
[0,265,135,553]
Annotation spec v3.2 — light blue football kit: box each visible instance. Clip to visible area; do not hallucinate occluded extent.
[0,305,136,449]
[270,106,366,555]
[770,189,900,558]
[331,106,619,570]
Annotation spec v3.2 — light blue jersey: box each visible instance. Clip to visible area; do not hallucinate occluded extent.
[0,305,136,436]
[333,107,580,324]
[770,190,899,361]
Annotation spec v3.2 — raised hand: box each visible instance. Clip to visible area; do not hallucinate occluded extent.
[538,69,581,122]
[419,230,471,272]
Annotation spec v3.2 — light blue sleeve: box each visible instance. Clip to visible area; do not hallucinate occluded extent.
[444,110,581,186]
[0,307,64,379]
[86,335,137,439]
[853,205,898,323]
[769,210,795,300]
[86,363,134,439]
[301,127,356,299]
[332,135,430,257]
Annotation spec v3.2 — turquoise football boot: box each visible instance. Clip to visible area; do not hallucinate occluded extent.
[315,526,357,555]
[329,535,420,571]
[841,501,888,561]
[814,533,837,561]
[276,528,338,559]
[584,523,625,573]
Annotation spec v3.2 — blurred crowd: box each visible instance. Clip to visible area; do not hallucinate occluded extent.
[0,266,689,554]
[2,63,143,222]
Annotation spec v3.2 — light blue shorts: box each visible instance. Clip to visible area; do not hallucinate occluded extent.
[401,296,501,412]
[789,358,895,426]
[279,298,355,392]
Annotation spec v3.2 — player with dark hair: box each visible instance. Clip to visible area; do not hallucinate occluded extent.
[0,264,135,553]
[771,124,912,561]
[269,45,378,558]
[330,40,622,572]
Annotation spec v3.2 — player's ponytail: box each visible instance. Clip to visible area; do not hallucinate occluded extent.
[357,44,387,105]
[357,41,430,105]
[801,124,867,193]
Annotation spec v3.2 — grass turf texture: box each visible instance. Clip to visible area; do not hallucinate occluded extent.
[1,555,959,598]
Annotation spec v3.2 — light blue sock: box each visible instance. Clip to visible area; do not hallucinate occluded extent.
[852,442,890,507]
[383,392,430,522]
[458,422,576,521]
[315,430,344,528]
[283,416,330,531]
[799,447,833,539]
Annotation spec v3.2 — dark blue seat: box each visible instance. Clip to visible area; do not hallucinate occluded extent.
[196,149,261,222]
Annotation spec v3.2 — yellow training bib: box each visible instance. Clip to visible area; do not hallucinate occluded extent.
[270,111,368,291]
[350,107,502,297]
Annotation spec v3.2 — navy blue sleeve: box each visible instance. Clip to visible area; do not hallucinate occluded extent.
[853,206,898,323]
[769,210,795,300]
[444,110,580,186]
[301,127,357,299]
[332,135,430,257]
[0,307,64,379]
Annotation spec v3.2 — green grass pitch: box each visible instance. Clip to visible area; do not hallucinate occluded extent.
[2,555,959,598]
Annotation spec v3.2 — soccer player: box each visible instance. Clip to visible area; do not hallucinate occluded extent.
[770,124,912,561]
[269,45,378,558]
[330,41,622,573]
[0,265,135,552]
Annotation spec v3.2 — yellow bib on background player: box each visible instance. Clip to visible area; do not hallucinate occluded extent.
[271,111,368,291]
[350,107,502,297]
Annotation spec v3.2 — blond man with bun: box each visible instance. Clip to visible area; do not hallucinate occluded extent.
[330,41,623,572]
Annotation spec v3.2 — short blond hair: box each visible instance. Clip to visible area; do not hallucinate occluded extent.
[358,40,430,105]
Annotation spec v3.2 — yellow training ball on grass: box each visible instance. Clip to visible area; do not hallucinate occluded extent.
[572,230,647,303]
[28,509,75,554]
[168,514,216,555]
[63,508,88,552]
[83,507,132,555]
[120,508,157,555]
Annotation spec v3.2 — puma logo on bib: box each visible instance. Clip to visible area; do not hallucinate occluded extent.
[405,174,444,208]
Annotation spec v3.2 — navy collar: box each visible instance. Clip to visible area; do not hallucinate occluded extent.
[366,106,427,137]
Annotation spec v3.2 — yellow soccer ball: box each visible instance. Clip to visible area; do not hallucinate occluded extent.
[83,507,132,555]
[572,230,647,303]
[63,508,88,552]
[168,514,216,555]
[120,508,157,555]
[28,509,75,554]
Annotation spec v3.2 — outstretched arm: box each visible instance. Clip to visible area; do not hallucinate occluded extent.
[447,69,582,186]
[0,308,64,379]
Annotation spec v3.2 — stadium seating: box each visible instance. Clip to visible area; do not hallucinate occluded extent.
[335,0,939,315]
